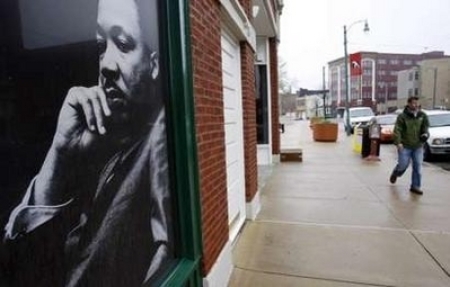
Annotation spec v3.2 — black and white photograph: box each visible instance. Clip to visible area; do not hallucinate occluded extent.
[0,0,175,286]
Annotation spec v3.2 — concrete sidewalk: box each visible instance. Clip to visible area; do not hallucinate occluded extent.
[229,118,450,287]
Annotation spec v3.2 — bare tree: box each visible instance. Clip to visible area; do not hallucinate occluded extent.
[279,58,297,115]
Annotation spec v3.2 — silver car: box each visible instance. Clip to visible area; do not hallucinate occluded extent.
[423,110,450,161]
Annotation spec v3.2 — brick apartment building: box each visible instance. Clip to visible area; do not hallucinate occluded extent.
[328,51,447,114]
[0,0,283,286]
[398,58,450,110]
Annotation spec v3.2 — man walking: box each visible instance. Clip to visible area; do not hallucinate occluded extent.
[389,96,429,195]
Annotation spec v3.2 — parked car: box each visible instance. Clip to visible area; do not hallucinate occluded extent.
[343,107,375,134]
[422,110,450,161]
[375,114,397,143]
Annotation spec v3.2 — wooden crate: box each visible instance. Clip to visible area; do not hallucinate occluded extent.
[280,148,303,162]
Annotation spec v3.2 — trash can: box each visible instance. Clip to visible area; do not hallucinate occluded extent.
[361,121,381,159]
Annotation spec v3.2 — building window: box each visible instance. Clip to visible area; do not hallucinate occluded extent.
[378,70,386,76]
[256,65,269,144]
[377,59,387,64]
[390,59,399,65]
[415,71,419,80]
[362,60,373,68]
[403,60,412,65]
[390,71,398,76]
[414,88,419,96]
[408,72,413,81]
[408,89,413,97]
[362,80,371,87]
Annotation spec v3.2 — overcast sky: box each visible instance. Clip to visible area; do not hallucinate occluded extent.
[279,0,450,90]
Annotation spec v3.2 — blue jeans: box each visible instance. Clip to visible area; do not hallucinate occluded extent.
[392,146,423,189]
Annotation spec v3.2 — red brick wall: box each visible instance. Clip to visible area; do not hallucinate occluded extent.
[240,42,258,201]
[189,0,228,275]
[269,37,280,154]
[189,0,260,276]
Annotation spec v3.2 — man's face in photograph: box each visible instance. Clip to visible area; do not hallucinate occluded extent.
[96,0,157,124]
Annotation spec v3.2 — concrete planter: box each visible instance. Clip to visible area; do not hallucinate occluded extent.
[313,122,338,142]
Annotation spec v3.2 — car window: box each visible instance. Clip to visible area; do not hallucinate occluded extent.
[428,114,450,127]
[350,109,374,117]
[376,116,396,125]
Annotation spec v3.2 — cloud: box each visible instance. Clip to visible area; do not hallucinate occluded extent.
[279,0,450,88]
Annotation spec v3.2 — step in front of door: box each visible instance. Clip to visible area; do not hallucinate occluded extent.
[280,149,303,162]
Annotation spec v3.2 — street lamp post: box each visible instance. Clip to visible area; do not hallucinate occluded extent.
[432,67,437,108]
[384,83,388,113]
[379,82,388,114]
[343,19,369,135]
[322,66,327,117]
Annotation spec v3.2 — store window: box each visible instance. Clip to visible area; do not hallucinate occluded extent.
[389,59,399,65]
[256,65,269,144]
[0,1,201,286]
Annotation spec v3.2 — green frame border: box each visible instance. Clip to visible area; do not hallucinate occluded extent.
[160,0,203,286]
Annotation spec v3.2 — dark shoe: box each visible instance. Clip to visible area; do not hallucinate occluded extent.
[389,173,397,184]
[410,187,423,195]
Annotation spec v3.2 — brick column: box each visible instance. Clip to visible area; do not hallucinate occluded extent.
[190,0,228,275]
[240,42,258,202]
[269,37,280,155]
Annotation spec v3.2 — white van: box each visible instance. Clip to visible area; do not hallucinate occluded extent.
[343,107,375,133]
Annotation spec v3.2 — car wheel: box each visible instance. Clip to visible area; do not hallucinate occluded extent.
[423,143,433,162]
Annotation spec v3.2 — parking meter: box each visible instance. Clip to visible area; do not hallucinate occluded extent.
[369,120,381,139]
[365,118,381,161]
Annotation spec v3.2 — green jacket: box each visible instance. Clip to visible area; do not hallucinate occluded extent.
[393,107,429,148]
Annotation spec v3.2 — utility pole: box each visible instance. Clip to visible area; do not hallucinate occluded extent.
[432,68,437,108]
[323,66,326,117]
[343,20,369,135]
[384,84,388,114]
[344,25,350,134]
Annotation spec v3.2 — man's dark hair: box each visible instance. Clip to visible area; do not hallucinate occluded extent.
[407,96,419,103]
